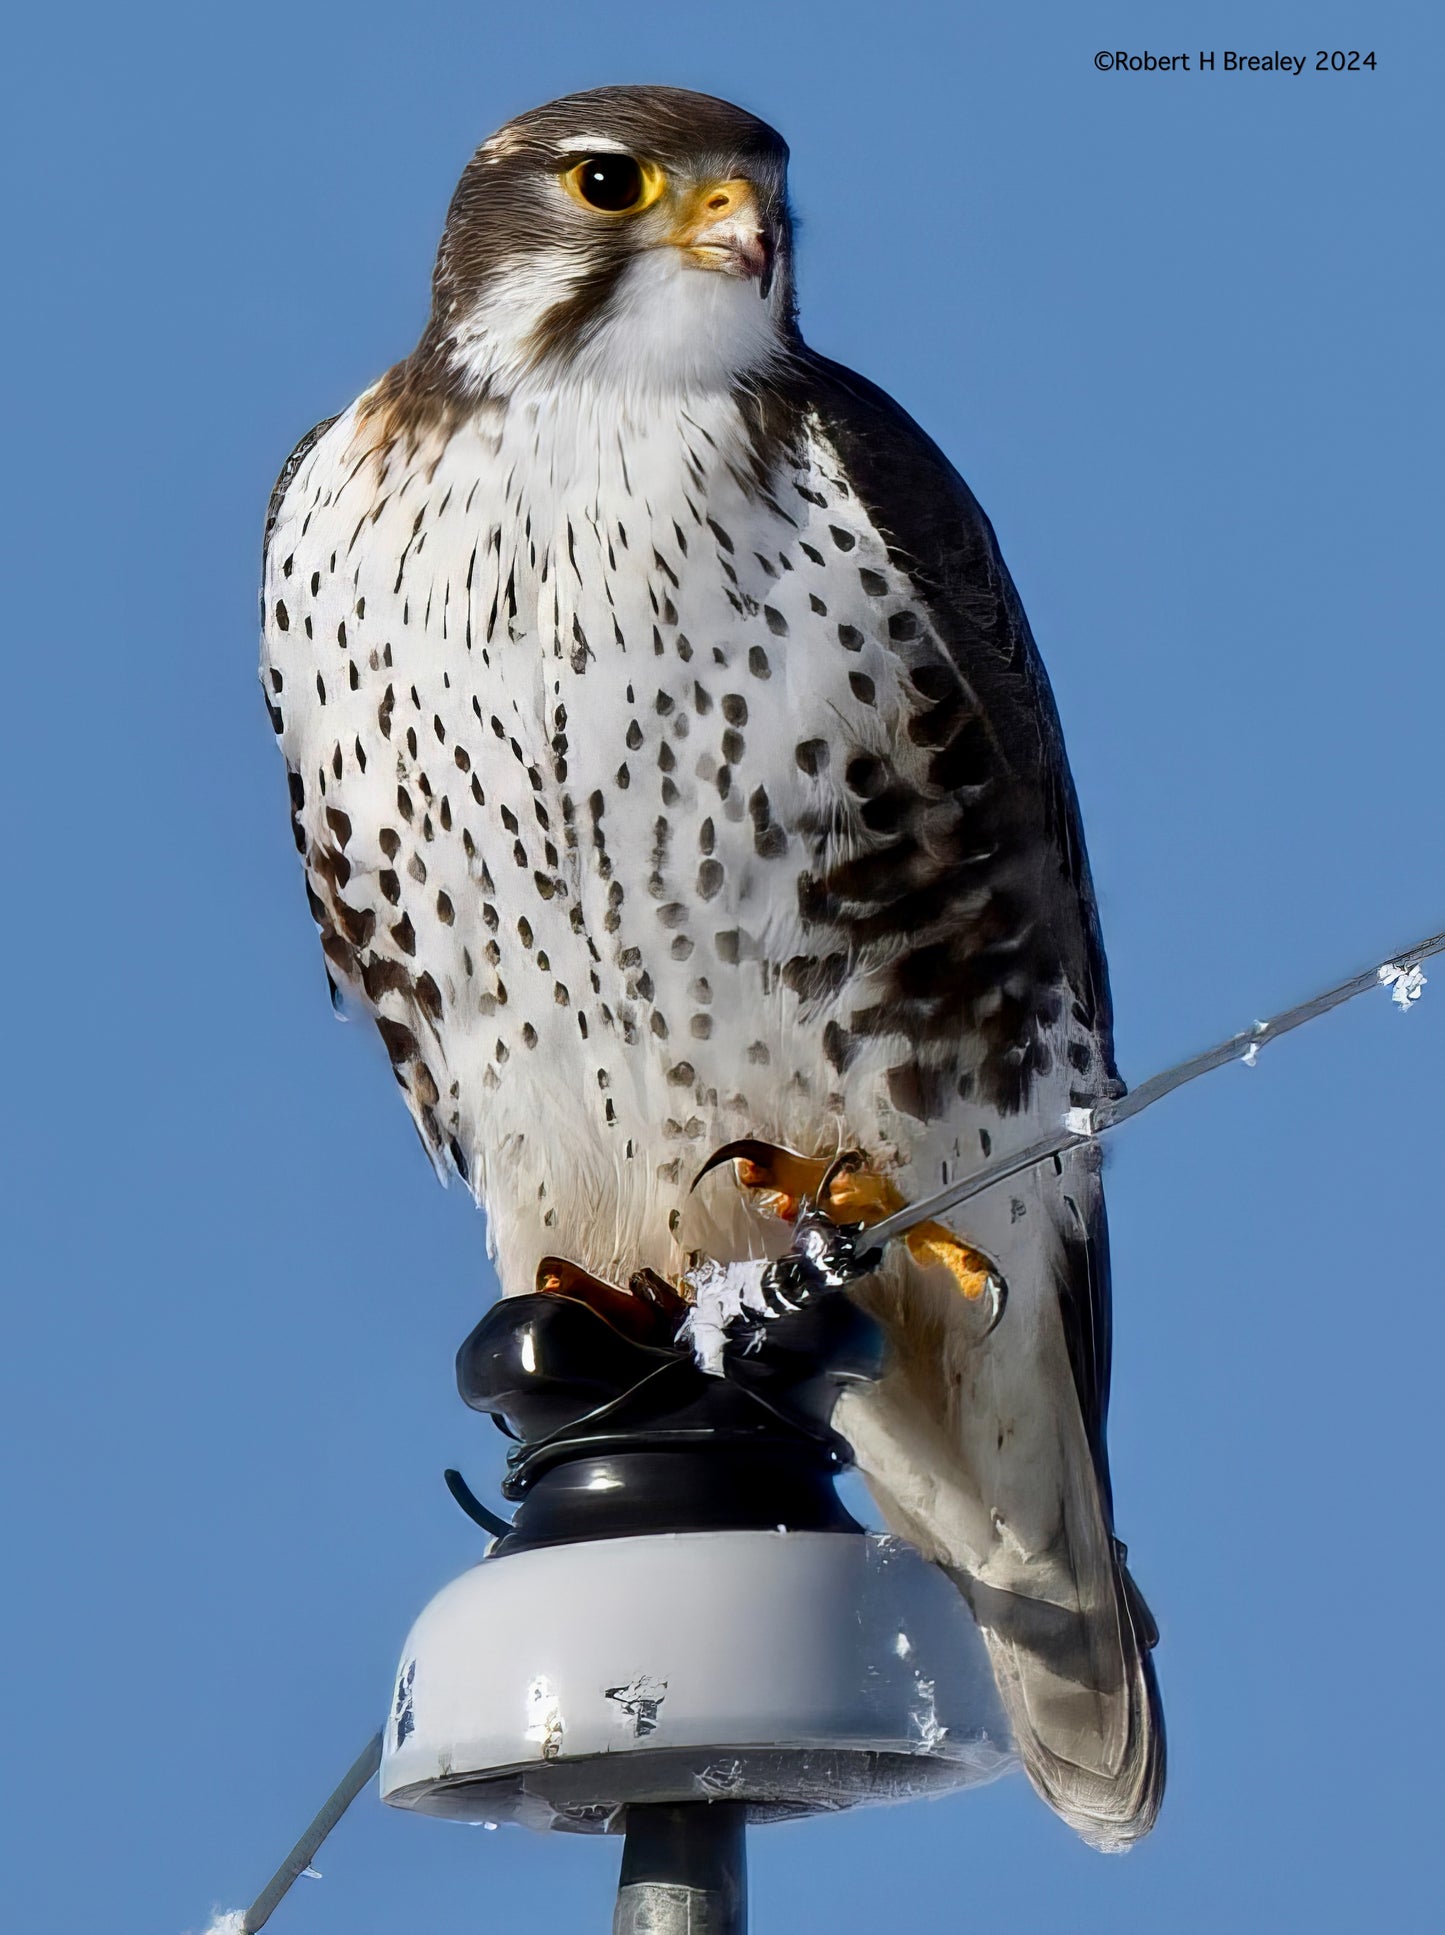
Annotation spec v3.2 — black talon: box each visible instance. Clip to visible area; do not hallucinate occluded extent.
[689,1137,783,1192]
[814,1147,866,1208]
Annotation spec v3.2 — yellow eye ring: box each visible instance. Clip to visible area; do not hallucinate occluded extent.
[561,153,665,216]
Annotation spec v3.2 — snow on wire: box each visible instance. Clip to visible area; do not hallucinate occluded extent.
[1380,960,1428,1009]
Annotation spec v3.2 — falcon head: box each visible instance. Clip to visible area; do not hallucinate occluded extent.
[419,86,796,400]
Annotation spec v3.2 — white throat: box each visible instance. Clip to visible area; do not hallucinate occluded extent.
[449,247,787,408]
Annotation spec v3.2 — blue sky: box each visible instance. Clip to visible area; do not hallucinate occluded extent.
[4,2,1441,1930]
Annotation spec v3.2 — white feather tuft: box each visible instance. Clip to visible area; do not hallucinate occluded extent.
[195,1912,246,1935]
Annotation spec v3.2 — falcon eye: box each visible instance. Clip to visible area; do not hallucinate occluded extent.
[562,153,662,215]
[573,155,643,211]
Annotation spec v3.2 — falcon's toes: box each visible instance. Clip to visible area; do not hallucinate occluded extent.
[819,1159,905,1223]
[904,1221,1007,1313]
[626,1266,692,1321]
[715,1141,904,1227]
[692,1137,836,1223]
[695,1140,1006,1315]
[698,1139,926,1230]
[536,1256,684,1347]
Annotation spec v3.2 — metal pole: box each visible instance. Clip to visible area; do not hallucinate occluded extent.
[613,1803,747,1935]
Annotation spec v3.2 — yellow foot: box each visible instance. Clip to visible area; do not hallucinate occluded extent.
[693,1139,1003,1304]
[535,1256,685,1346]
[901,1221,999,1303]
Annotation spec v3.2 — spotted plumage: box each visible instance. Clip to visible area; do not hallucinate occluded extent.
[262,86,1162,1848]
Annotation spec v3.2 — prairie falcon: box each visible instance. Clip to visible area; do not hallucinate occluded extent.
[261,86,1164,1848]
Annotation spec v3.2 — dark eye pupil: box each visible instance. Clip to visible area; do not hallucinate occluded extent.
[577,154,643,211]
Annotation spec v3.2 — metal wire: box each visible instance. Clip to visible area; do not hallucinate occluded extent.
[444,1467,516,1539]
[216,924,1441,1929]
[867,926,1445,1251]
[240,1733,384,1932]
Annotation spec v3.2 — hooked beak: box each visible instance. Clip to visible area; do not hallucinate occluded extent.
[670,178,775,296]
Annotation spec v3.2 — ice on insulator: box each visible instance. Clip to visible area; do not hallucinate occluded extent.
[524,1676,565,1761]
[911,1676,948,1751]
[680,1257,772,1374]
[1064,1106,1096,1136]
[1379,961,1427,1010]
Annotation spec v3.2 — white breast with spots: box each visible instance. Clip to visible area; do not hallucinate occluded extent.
[264,383,1005,1291]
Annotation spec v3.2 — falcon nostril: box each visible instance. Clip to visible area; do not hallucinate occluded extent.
[706,192,730,211]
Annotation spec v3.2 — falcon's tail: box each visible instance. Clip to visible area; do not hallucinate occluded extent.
[955,1540,1164,1850]
[836,1188,1164,1851]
